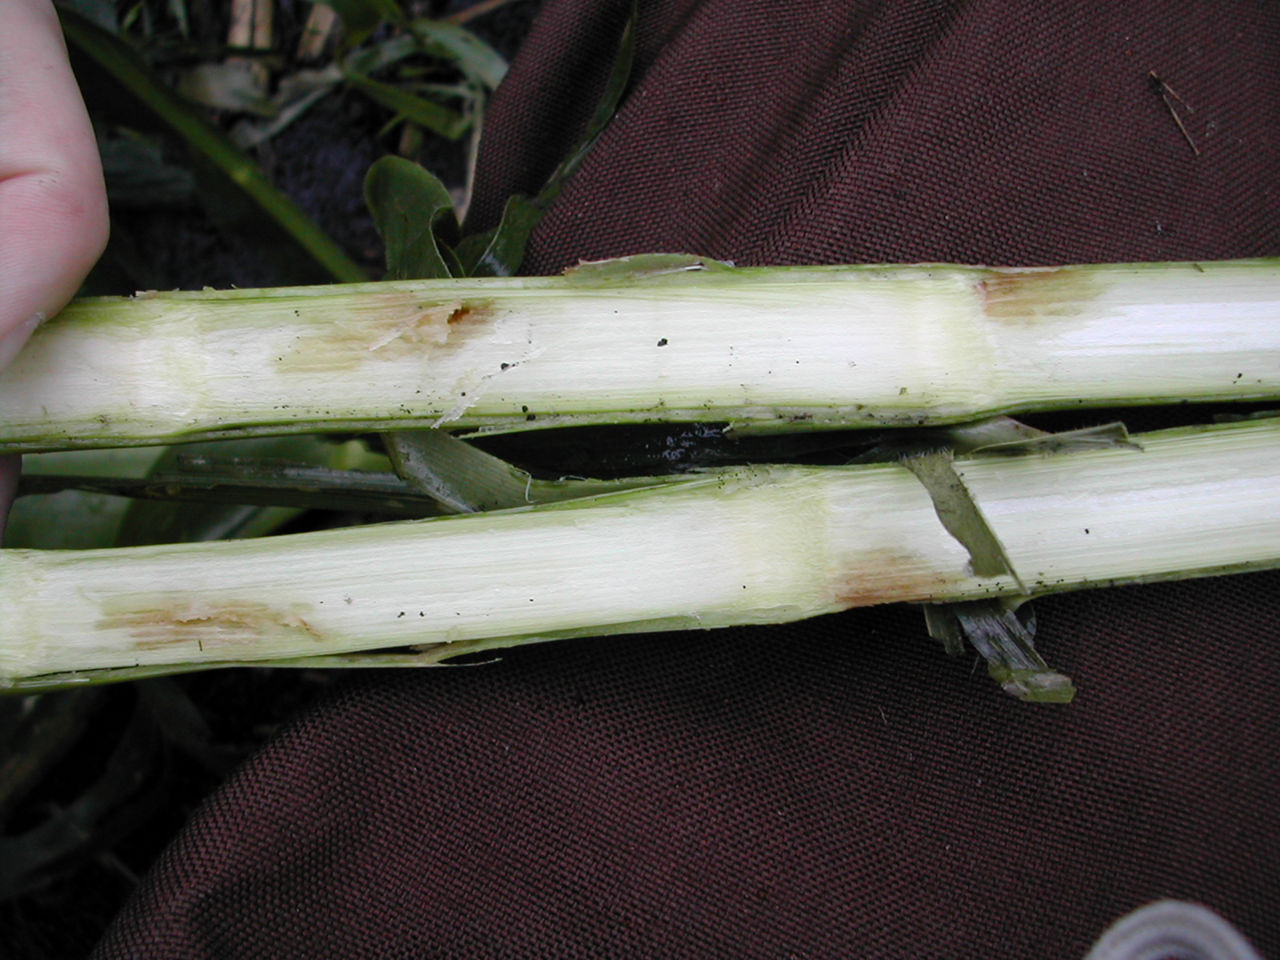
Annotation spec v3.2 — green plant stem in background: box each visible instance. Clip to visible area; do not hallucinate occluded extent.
[0,258,1277,453]
[59,7,368,284]
[1,417,1277,687]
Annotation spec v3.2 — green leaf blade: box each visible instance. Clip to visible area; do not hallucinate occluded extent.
[363,156,459,280]
[344,71,470,140]
[406,18,508,91]
[459,193,541,278]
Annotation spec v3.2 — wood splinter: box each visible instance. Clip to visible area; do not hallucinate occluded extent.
[1149,70,1200,156]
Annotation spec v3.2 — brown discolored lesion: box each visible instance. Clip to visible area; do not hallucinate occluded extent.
[832,551,971,608]
[446,304,487,326]
[98,599,324,653]
[977,267,1100,322]
[278,296,497,372]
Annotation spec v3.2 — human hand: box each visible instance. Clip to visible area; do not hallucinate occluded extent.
[0,0,109,523]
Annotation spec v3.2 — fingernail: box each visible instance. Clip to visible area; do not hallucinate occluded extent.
[0,312,46,372]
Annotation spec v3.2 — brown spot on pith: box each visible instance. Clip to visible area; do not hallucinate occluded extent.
[978,267,1098,322]
[447,305,483,325]
[832,552,970,608]
[279,297,496,372]
[99,599,323,652]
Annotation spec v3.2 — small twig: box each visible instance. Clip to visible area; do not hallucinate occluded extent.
[227,0,273,97]
[228,0,274,50]
[96,849,141,886]
[458,95,485,222]
[297,4,340,62]
[446,0,522,27]
[1149,71,1200,156]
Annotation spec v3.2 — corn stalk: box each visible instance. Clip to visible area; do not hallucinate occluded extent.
[2,416,1277,689]
[0,258,1276,453]
[3,257,1278,696]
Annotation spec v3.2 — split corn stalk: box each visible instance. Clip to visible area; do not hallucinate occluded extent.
[0,258,1277,453]
[2,417,1277,685]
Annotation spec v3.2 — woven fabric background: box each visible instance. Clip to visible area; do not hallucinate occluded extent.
[94,1,1280,957]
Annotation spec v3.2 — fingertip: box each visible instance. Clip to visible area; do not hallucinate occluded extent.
[0,312,44,372]
[0,0,110,368]
[0,170,109,371]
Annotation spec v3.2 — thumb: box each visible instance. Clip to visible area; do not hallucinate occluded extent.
[0,0,109,370]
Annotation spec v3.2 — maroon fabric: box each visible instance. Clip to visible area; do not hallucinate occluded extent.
[94,1,1280,957]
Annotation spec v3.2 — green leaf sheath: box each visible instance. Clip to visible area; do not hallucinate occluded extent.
[531,0,638,210]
